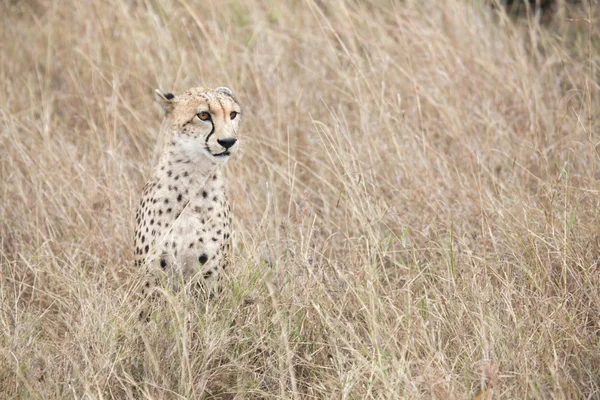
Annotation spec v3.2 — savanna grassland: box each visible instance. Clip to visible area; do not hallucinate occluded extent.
[1,0,600,398]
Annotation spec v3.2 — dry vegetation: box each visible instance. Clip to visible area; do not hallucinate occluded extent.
[1,0,600,398]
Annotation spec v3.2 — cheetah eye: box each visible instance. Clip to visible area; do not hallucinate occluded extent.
[197,111,211,121]
[230,111,238,120]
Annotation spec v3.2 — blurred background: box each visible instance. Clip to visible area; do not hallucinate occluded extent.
[1,0,599,398]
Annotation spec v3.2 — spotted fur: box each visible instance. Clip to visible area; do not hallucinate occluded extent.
[134,86,242,297]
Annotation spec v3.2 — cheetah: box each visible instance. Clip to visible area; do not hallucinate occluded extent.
[134,86,242,297]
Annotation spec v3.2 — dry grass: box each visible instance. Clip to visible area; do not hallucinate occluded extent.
[1,0,600,398]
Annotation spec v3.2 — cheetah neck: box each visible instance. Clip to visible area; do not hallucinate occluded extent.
[154,148,226,196]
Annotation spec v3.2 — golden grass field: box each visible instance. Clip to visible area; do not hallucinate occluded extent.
[1,0,599,398]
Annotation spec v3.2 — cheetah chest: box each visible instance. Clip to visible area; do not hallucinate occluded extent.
[164,193,232,280]
[136,177,232,283]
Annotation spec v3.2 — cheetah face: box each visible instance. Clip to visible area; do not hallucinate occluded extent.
[155,86,242,163]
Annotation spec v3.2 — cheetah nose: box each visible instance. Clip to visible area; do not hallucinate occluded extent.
[217,138,237,150]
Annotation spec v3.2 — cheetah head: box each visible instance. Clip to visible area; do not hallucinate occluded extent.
[155,86,242,163]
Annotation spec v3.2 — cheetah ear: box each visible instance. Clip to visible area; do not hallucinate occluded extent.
[215,87,234,97]
[154,89,176,113]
